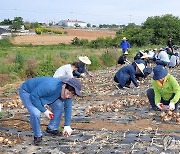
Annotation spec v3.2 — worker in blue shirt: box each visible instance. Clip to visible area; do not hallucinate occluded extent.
[114,63,145,89]
[19,77,82,146]
[120,37,130,54]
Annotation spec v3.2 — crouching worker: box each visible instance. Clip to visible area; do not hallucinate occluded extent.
[73,56,93,78]
[114,63,145,89]
[117,51,131,65]
[147,65,180,111]
[19,77,82,146]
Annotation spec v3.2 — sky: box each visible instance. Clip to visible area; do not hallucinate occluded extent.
[0,0,180,25]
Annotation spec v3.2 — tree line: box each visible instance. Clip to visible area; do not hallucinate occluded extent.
[1,14,180,47]
[71,14,180,47]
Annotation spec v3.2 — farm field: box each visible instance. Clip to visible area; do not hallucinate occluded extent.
[10,28,116,45]
[0,63,180,153]
[0,28,180,153]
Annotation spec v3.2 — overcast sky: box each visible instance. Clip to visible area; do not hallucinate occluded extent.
[0,0,180,25]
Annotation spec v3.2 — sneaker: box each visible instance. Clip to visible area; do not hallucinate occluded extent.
[116,84,124,89]
[46,127,62,136]
[34,136,42,146]
[151,107,161,111]
[124,84,130,88]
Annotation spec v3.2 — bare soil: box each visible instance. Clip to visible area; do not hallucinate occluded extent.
[10,28,116,45]
[0,65,179,132]
[0,41,179,152]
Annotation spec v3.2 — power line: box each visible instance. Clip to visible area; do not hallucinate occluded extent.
[0,8,147,18]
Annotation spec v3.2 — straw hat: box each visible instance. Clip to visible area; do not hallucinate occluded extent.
[124,51,128,55]
[139,50,145,55]
[153,48,157,51]
[136,63,145,74]
[122,37,127,40]
[79,56,91,65]
[141,53,151,59]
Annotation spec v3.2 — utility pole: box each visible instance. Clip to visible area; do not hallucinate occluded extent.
[129,15,132,24]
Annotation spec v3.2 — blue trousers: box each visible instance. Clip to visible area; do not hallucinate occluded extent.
[19,87,64,137]
[156,60,169,67]
[122,49,128,54]
[147,88,179,111]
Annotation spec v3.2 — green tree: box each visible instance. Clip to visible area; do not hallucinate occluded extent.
[10,17,24,31]
[30,22,40,29]
[74,23,80,28]
[0,19,12,25]
[142,14,180,45]
[87,23,91,28]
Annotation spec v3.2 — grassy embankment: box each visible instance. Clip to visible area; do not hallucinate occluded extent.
[0,38,158,86]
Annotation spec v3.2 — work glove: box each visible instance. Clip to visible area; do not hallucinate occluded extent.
[137,80,141,86]
[89,74,94,78]
[81,73,86,78]
[44,109,54,119]
[63,126,73,137]
[156,103,165,110]
[169,102,175,111]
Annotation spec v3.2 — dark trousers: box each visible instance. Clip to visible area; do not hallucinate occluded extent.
[147,88,179,111]
[114,76,131,87]
[114,76,119,83]
[156,60,169,67]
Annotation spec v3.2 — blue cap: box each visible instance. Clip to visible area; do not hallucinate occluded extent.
[153,65,168,80]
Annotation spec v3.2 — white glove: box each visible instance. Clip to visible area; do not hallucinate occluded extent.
[44,109,54,119]
[169,102,175,111]
[89,74,94,78]
[156,103,165,110]
[63,126,73,137]
[81,73,86,78]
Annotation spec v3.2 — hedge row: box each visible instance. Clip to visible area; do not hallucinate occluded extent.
[35,28,63,35]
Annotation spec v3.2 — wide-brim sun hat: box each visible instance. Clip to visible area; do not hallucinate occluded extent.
[153,65,168,80]
[159,48,164,51]
[122,37,127,40]
[79,56,91,65]
[124,51,128,55]
[139,50,145,55]
[136,63,145,74]
[141,53,151,59]
[64,78,82,97]
[153,48,157,51]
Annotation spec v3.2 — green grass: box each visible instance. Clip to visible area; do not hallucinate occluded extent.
[0,39,160,86]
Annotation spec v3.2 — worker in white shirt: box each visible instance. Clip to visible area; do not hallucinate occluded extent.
[53,62,78,81]
[156,48,170,67]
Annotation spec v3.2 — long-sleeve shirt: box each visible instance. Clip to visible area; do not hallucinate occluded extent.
[118,55,128,64]
[157,51,170,63]
[120,41,130,50]
[21,77,73,126]
[115,65,138,87]
[73,61,89,77]
[152,74,180,105]
[53,64,73,80]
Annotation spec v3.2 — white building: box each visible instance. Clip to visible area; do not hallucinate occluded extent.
[0,25,10,30]
[0,27,11,39]
[58,19,87,28]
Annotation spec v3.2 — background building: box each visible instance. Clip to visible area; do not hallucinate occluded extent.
[58,19,87,28]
